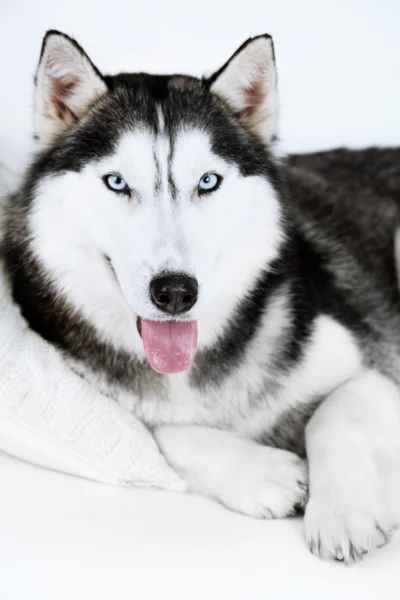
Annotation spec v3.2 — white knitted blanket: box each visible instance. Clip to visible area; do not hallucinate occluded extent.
[0,163,185,492]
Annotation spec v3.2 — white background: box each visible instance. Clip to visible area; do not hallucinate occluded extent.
[1,1,400,598]
[1,0,400,171]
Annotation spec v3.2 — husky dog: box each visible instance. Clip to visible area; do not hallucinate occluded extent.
[3,30,400,563]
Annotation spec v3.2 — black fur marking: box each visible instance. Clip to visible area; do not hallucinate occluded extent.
[167,129,177,201]
[290,230,372,338]
[260,398,323,457]
[152,148,162,195]
[190,264,287,388]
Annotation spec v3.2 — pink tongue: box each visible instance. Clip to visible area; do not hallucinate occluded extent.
[141,319,198,374]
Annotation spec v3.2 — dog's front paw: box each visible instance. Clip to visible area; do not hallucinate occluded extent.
[304,495,398,563]
[153,425,307,520]
[216,446,308,519]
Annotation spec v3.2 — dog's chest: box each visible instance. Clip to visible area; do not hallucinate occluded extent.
[116,315,362,442]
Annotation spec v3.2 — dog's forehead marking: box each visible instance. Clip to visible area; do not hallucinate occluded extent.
[152,147,162,195]
[111,126,225,204]
[153,104,165,197]
[154,132,172,208]
[155,103,178,201]
[167,134,177,201]
[156,104,165,135]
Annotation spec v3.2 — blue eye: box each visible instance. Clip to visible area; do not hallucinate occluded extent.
[103,174,130,194]
[198,172,222,194]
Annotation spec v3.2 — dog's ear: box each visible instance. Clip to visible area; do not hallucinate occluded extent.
[208,35,277,144]
[34,30,107,146]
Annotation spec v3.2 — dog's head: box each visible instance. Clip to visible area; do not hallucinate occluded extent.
[10,31,285,374]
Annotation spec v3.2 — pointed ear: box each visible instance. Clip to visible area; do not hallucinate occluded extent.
[34,30,107,146]
[208,35,277,144]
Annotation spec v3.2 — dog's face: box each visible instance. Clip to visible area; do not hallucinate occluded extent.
[22,31,283,373]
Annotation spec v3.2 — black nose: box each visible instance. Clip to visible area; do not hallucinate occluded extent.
[150,274,198,315]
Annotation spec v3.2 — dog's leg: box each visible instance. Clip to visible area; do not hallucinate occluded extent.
[305,369,400,563]
[154,425,307,518]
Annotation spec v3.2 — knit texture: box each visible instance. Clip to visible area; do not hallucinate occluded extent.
[0,164,185,492]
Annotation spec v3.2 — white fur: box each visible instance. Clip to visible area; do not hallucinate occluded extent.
[279,315,362,409]
[154,425,307,518]
[305,370,400,562]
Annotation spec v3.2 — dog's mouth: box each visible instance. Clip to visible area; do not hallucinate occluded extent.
[106,255,198,375]
[136,316,198,375]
